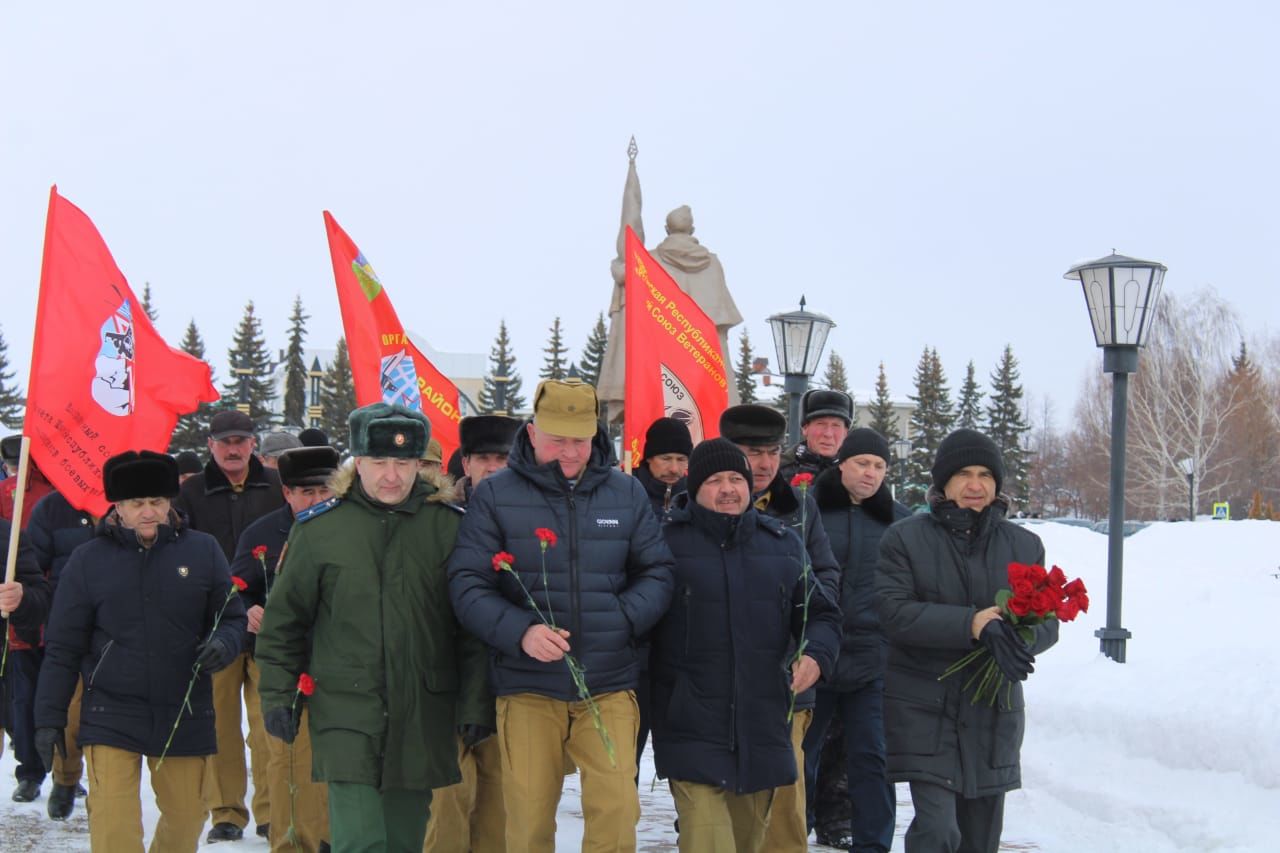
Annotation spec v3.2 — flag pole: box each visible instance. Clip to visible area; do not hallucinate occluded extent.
[2,435,32,617]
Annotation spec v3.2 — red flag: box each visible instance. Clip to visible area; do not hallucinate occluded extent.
[623,226,729,469]
[323,211,461,460]
[23,187,219,516]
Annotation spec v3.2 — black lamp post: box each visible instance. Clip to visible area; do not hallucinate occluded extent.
[891,437,912,502]
[766,297,835,447]
[1064,252,1167,663]
[1178,457,1195,521]
[492,371,510,417]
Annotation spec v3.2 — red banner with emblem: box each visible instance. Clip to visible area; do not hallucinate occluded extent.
[23,187,219,515]
[322,211,461,460]
[623,226,728,469]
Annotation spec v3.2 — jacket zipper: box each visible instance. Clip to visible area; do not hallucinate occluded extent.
[723,543,736,752]
[567,488,581,656]
[89,639,114,687]
[682,585,693,657]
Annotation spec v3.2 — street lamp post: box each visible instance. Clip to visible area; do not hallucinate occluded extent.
[1178,457,1195,521]
[1064,252,1167,663]
[891,437,912,503]
[766,297,835,447]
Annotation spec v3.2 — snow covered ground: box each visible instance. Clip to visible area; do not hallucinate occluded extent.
[2,519,1278,851]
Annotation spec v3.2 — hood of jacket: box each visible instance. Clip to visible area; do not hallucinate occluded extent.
[327,459,457,508]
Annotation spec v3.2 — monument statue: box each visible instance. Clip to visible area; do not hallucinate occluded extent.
[598,140,742,422]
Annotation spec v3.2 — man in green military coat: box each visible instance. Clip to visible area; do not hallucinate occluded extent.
[256,403,492,853]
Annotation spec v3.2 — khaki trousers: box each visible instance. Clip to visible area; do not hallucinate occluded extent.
[53,678,85,786]
[422,733,505,852]
[207,651,270,828]
[267,707,329,852]
[669,779,774,853]
[758,708,811,852]
[84,743,209,853]
[497,690,640,853]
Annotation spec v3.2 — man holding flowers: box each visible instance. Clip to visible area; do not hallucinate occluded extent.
[33,449,246,852]
[255,403,491,852]
[649,438,840,852]
[448,379,674,853]
[876,428,1059,853]
[231,443,340,851]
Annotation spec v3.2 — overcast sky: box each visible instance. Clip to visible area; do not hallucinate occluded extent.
[4,2,1277,428]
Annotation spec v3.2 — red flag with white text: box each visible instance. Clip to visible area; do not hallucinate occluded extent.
[623,226,728,469]
[323,211,461,460]
[23,187,220,516]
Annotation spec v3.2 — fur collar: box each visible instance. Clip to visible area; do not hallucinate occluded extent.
[328,459,457,505]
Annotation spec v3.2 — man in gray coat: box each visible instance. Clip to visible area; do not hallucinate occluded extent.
[876,429,1058,853]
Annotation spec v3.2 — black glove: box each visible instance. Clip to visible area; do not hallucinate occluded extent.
[194,635,236,673]
[35,727,66,774]
[458,723,495,748]
[264,706,300,744]
[979,620,1035,682]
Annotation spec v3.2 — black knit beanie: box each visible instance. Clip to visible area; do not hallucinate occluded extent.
[686,438,751,499]
[643,417,694,461]
[931,428,1005,495]
[836,428,891,464]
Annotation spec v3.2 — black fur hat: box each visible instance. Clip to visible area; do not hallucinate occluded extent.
[801,389,854,426]
[459,415,521,456]
[719,405,787,447]
[277,446,340,487]
[103,450,180,502]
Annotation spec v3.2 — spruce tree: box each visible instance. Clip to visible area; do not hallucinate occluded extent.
[540,317,569,381]
[955,360,984,430]
[905,347,954,505]
[140,282,159,322]
[986,344,1030,500]
[0,325,25,429]
[478,320,527,414]
[867,362,899,443]
[577,313,608,388]
[319,338,357,452]
[282,296,310,427]
[222,301,277,431]
[167,319,217,451]
[734,329,758,404]
[823,352,850,395]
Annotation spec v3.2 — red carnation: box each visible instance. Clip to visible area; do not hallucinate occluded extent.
[232,576,248,592]
[252,545,268,560]
[492,552,515,572]
[790,472,814,489]
[534,528,558,548]
[297,673,315,697]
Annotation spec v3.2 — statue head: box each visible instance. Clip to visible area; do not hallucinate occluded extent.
[665,205,694,236]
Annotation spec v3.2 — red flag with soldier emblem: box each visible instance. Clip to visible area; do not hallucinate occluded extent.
[323,211,461,461]
[24,186,219,516]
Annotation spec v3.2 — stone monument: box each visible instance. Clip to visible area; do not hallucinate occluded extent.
[598,140,742,421]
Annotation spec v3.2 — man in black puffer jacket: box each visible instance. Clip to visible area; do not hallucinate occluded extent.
[651,439,840,852]
[877,429,1058,853]
[719,403,841,851]
[25,490,96,819]
[805,428,910,852]
[449,379,674,853]
[34,450,245,853]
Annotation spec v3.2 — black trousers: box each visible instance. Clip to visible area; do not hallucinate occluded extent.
[905,780,1004,853]
[6,647,46,784]
[803,681,895,852]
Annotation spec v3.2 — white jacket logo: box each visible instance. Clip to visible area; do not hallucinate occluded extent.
[596,518,620,528]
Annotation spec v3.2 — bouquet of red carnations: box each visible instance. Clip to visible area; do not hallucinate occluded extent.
[939,562,1088,707]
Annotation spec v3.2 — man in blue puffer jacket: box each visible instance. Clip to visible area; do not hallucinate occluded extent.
[448,379,674,853]
[650,438,840,852]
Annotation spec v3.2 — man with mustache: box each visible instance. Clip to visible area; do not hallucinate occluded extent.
[177,410,284,843]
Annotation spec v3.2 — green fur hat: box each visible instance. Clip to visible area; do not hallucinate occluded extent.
[348,402,430,459]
